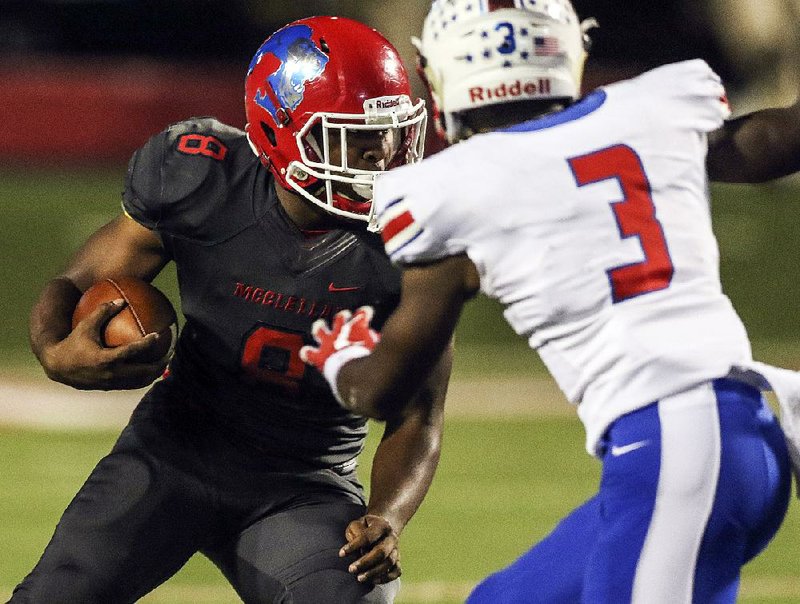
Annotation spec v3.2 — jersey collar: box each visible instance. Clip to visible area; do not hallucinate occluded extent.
[499,90,607,134]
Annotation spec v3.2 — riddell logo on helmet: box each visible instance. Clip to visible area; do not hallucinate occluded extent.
[469,79,552,103]
[365,95,411,117]
[376,98,401,109]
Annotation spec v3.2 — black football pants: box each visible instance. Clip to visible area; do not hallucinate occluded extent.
[8,395,398,603]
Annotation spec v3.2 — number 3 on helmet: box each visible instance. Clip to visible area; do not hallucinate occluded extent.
[244,16,427,229]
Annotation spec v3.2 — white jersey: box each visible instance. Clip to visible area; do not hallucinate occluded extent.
[374,60,761,455]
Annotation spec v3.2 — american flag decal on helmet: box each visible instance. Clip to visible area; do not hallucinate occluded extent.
[534,36,561,56]
[379,197,423,258]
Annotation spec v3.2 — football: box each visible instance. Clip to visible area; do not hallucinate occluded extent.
[72,277,178,362]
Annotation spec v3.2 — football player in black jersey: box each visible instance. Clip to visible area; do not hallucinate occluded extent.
[17,17,445,604]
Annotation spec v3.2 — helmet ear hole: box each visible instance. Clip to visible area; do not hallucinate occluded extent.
[260,122,277,147]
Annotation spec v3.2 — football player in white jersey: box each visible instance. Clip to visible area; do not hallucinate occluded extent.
[301,0,800,602]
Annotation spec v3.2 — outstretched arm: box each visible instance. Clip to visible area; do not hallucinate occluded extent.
[303,253,480,420]
[340,345,452,584]
[708,94,800,183]
[30,214,171,390]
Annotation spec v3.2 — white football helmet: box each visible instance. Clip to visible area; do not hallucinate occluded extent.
[415,0,596,143]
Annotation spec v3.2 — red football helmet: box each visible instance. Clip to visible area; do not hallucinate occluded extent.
[245,16,427,228]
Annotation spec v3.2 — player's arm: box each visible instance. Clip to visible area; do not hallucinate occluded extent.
[337,254,478,419]
[340,343,452,584]
[707,94,800,183]
[304,253,479,420]
[30,214,171,390]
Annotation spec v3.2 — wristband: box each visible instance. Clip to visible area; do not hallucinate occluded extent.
[323,345,373,406]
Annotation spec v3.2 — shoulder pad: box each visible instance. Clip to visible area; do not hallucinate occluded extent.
[375,159,467,266]
[619,60,729,133]
[163,117,245,152]
[123,118,258,239]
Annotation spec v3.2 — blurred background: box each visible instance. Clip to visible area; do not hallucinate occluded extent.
[2,1,800,602]
[2,0,799,168]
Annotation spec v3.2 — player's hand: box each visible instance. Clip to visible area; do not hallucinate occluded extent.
[41,300,168,390]
[300,306,380,373]
[340,514,401,585]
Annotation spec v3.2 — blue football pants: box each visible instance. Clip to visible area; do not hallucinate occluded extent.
[467,378,791,603]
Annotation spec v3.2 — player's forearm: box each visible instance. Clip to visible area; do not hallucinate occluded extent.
[337,323,456,422]
[337,352,425,421]
[313,256,474,419]
[29,276,82,366]
[366,410,443,533]
[708,101,800,183]
[365,349,450,530]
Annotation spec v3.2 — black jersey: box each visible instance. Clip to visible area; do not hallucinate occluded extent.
[122,117,401,467]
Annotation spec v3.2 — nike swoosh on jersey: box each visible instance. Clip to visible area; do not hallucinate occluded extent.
[328,283,361,293]
[610,440,650,457]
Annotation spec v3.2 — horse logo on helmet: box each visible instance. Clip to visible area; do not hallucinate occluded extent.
[248,24,329,124]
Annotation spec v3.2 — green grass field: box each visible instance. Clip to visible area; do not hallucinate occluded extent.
[2,170,800,601]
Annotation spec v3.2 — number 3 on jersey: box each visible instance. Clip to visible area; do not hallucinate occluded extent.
[569,145,674,303]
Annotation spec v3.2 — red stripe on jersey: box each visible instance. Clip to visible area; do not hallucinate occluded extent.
[488,0,516,9]
[381,210,415,245]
